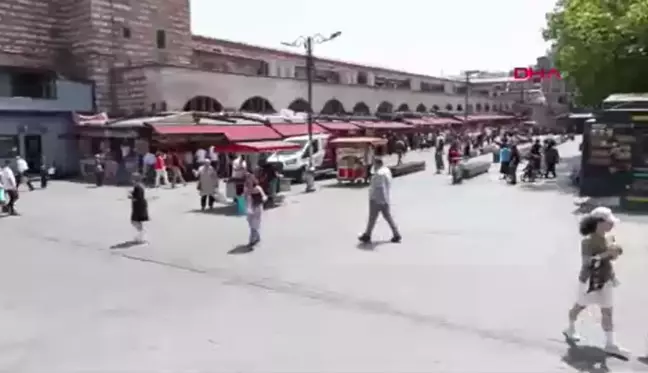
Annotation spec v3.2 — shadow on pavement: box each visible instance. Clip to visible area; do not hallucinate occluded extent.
[110,240,142,249]
[228,244,254,255]
[188,205,239,217]
[356,239,391,251]
[561,344,610,373]
[323,182,368,189]
[517,155,581,196]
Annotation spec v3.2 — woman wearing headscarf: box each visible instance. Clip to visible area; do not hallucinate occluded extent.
[196,159,219,210]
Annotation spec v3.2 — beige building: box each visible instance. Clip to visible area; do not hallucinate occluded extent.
[0,0,514,116]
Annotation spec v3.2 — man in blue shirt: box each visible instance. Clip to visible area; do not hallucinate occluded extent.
[499,144,511,179]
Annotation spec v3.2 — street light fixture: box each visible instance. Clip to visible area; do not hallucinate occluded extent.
[281,31,342,192]
[463,70,481,121]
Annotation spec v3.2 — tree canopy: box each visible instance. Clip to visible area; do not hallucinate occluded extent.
[543,0,648,106]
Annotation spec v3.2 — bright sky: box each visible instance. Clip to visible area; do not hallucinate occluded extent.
[190,0,556,78]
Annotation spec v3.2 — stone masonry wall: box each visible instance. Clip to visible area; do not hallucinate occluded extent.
[0,0,58,64]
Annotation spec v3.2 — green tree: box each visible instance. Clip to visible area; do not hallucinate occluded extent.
[543,0,648,106]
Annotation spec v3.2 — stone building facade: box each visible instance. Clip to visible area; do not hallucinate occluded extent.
[0,0,513,116]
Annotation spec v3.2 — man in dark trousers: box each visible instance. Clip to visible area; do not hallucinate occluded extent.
[358,158,401,244]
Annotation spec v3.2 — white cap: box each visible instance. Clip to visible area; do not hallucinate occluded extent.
[589,206,619,224]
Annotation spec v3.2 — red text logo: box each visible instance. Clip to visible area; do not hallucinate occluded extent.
[513,67,561,80]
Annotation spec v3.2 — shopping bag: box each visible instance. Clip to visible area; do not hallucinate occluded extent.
[0,187,4,204]
[235,195,247,215]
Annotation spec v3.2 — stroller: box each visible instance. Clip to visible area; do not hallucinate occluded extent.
[521,154,541,182]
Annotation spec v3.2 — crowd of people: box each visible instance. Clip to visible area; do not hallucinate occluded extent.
[498,137,561,185]
[0,155,52,216]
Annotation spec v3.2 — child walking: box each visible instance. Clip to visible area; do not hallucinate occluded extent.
[563,207,626,356]
[129,173,149,243]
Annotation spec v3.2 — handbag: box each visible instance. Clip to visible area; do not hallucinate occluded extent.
[0,187,4,204]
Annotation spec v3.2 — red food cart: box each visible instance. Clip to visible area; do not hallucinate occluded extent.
[329,137,387,184]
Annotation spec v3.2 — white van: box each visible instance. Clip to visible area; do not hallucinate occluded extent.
[267,133,331,183]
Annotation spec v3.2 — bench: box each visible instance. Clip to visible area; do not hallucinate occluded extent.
[460,158,491,179]
[389,161,426,177]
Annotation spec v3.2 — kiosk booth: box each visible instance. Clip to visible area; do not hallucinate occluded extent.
[580,108,648,211]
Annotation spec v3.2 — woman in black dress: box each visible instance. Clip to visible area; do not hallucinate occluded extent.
[129,173,149,243]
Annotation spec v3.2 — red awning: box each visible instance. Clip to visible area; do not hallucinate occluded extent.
[270,123,327,137]
[330,137,388,146]
[351,121,412,130]
[406,118,461,127]
[316,121,361,132]
[151,124,281,141]
[214,141,301,153]
[463,115,515,122]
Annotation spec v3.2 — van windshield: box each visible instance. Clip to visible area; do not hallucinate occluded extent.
[275,140,307,156]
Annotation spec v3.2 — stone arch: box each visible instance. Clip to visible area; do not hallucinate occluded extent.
[183,96,223,112]
[240,96,276,113]
[431,104,440,112]
[475,103,482,112]
[456,104,463,111]
[415,104,427,112]
[396,103,410,112]
[352,102,371,115]
[376,101,393,113]
[287,98,311,113]
[484,103,490,112]
[321,99,346,115]
[445,103,453,111]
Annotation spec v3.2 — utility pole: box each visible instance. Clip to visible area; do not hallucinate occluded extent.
[282,31,341,193]
[464,70,480,120]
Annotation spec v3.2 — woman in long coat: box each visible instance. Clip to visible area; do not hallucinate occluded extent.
[197,159,219,210]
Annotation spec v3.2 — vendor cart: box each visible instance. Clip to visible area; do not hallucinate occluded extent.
[330,137,387,184]
[214,141,298,206]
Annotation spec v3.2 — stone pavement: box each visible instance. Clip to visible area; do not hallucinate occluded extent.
[2,139,648,372]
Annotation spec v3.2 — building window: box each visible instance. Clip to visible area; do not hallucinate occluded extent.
[156,30,166,49]
[0,135,18,158]
[10,71,56,99]
[122,27,131,38]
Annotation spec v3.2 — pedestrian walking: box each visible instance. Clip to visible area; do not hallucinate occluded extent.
[94,154,105,187]
[244,173,267,248]
[15,155,34,191]
[434,138,445,174]
[563,207,627,357]
[0,160,18,215]
[508,145,521,185]
[544,141,560,178]
[128,173,148,243]
[153,152,169,187]
[358,158,401,244]
[499,143,511,180]
[39,156,51,189]
[167,151,187,188]
[196,159,219,210]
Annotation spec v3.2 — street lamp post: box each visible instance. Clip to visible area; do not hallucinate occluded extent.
[463,70,480,121]
[282,31,341,192]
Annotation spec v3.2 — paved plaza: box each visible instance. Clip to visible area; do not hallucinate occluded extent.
[2,140,648,372]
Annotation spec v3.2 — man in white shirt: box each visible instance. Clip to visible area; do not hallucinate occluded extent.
[195,148,206,166]
[1,161,18,215]
[15,156,34,191]
[359,158,401,244]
